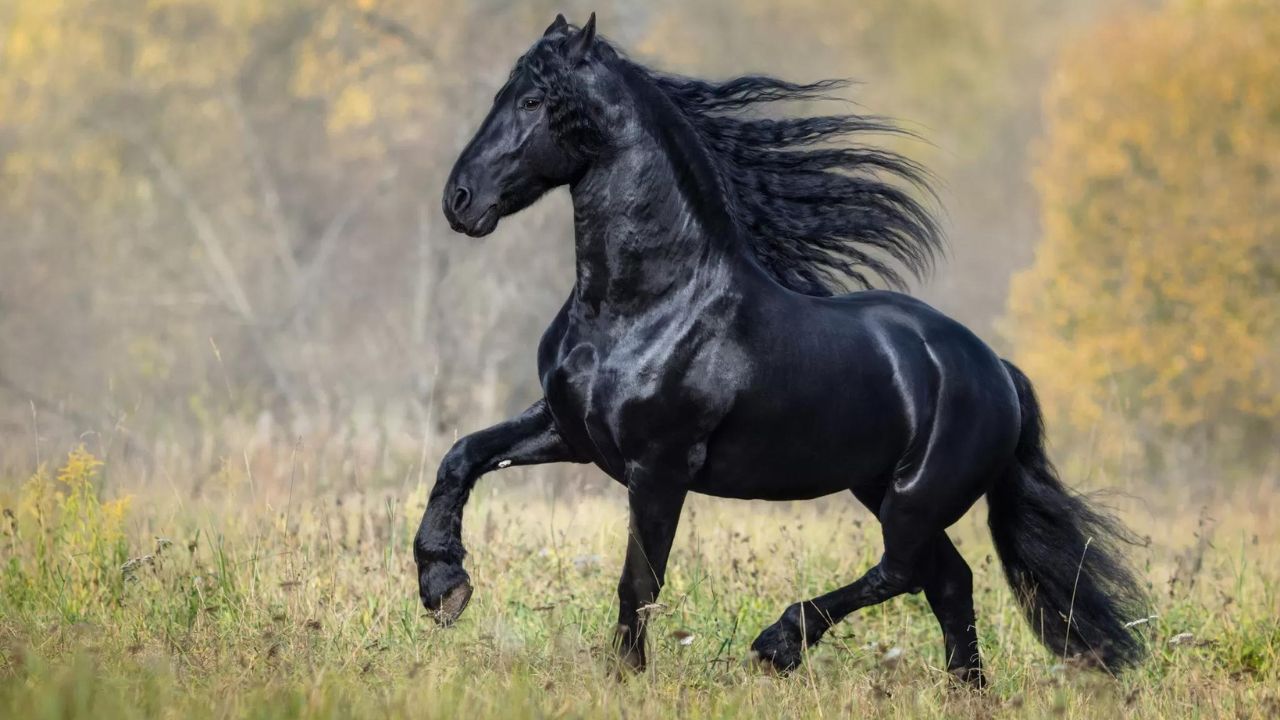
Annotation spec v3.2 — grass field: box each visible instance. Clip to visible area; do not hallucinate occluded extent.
[1,445,1277,719]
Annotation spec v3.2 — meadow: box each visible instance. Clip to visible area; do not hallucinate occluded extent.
[1,443,1276,719]
[2,1,1277,718]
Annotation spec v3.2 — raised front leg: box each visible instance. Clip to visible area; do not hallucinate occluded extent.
[415,399,579,625]
[614,471,687,673]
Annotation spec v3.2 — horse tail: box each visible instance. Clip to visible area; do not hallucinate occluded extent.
[986,360,1149,671]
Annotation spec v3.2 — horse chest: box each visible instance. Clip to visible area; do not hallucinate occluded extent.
[540,324,735,479]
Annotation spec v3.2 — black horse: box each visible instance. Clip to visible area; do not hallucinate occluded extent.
[416,13,1147,685]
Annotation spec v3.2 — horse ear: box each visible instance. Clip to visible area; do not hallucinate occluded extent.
[568,12,597,63]
[544,13,568,36]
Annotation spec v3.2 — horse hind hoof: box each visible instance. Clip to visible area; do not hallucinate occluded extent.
[949,666,987,689]
[433,580,473,627]
[748,647,800,676]
[614,648,645,679]
[749,625,804,675]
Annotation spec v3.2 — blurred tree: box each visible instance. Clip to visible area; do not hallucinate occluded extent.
[0,0,574,448]
[1007,0,1280,475]
[15,0,1258,486]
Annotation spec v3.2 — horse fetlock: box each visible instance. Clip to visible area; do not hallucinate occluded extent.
[413,528,466,567]
[782,602,829,646]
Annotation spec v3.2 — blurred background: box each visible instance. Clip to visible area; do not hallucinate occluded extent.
[0,0,1276,497]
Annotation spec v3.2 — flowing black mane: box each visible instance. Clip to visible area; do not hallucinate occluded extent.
[517,32,943,295]
[643,70,942,295]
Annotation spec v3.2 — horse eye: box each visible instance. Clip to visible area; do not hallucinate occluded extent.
[520,96,543,112]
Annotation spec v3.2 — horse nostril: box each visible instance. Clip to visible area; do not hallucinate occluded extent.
[450,186,472,214]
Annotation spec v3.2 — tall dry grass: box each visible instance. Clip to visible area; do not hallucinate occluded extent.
[0,437,1276,719]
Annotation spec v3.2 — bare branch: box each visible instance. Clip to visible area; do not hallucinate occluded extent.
[223,85,302,283]
[140,142,258,323]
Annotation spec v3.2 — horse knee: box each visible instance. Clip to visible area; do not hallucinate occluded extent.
[435,438,476,489]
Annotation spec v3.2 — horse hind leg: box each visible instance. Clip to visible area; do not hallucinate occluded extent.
[750,435,996,681]
[922,534,984,686]
[748,487,940,674]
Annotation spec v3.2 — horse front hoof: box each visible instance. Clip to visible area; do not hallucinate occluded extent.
[749,621,805,674]
[420,562,473,627]
[435,579,473,627]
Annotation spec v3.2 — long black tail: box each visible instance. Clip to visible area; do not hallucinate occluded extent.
[987,360,1149,671]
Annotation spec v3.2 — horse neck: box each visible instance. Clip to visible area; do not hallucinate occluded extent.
[567,75,766,317]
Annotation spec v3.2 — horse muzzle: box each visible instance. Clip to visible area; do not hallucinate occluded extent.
[442,181,501,238]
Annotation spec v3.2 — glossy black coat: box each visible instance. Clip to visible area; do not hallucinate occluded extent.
[416,14,1148,682]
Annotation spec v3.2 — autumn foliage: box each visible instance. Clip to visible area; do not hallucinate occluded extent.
[1007,0,1280,474]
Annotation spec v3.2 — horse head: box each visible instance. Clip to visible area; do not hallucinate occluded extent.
[442,13,613,238]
